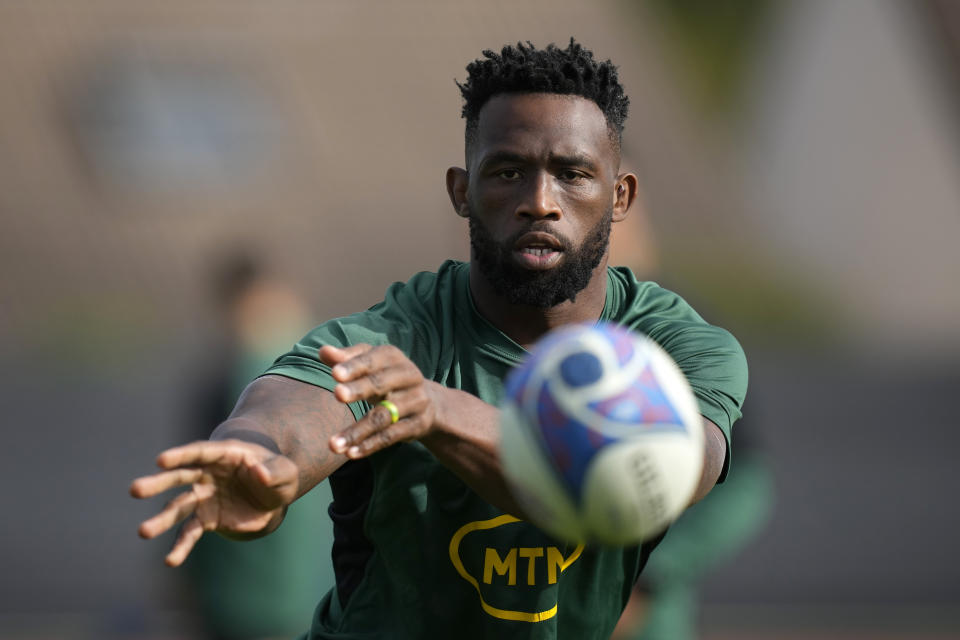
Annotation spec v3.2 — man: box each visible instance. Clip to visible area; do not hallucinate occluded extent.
[132,40,747,640]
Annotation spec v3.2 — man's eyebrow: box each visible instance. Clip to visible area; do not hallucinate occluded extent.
[548,153,599,172]
[478,151,529,168]
[479,150,600,171]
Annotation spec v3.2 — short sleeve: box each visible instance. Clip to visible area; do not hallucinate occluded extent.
[653,324,748,482]
[609,271,749,483]
[264,317,372,422]
[263,274,444,422]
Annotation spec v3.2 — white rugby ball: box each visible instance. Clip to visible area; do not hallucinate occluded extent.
[499,322,704,545]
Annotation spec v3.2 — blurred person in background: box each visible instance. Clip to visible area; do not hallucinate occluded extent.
[184,251,335,640]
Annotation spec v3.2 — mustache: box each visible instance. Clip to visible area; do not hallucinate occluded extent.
[464,198,574,252]
[505,223,573,252]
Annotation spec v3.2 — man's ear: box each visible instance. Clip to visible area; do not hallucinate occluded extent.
[446,167,470,218]
[612,173,639,222]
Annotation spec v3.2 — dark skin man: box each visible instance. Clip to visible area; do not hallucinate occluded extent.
[131,92,726,567]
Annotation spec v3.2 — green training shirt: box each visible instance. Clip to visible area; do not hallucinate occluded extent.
[266,260,748,640]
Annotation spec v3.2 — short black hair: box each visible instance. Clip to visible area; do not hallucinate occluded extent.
[457,38,629,149]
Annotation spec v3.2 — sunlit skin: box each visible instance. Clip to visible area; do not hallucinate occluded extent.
[447,93,638,348]
[130,92,725,567]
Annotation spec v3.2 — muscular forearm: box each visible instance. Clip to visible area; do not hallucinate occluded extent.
[421,386,726,520]
[210,416,282,452]
[211,375,353,499]
[419,383,531,519]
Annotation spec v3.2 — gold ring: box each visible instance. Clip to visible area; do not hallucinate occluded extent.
[378,400,400,424]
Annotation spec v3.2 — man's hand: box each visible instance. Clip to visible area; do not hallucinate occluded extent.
[321,343,530,517]
[320,344,441,459]
[130,439,299,566]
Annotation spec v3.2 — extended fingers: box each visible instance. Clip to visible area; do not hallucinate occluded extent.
[154,441,231,470]
[154,439,278,472]
[130,467,204,499]
[138,488,204,539]
[345,415,433,458]
[330,403,395,453]
[165,517,205,567]
[331,389,431,457]
[322,345,436,459]
[334,364,422,403]
[328,345,409,384]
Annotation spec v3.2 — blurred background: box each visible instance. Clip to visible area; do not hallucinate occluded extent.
[1,0,958,638]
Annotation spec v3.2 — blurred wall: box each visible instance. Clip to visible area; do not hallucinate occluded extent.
[0,1,957,638]
[745,0,960,357]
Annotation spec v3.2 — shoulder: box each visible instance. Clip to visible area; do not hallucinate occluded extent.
[366,260,465,334]
[379,260,466,308]
[272,261,465,370]
[263,262,466,412]
[607,266,748,431]
[606,266,706,329]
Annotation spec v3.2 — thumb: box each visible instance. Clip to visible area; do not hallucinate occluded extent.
[251,455,299,505]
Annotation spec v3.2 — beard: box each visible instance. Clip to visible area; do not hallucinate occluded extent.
[468,207,613,309]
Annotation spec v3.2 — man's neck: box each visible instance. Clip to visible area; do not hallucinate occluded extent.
[468,261,609,349]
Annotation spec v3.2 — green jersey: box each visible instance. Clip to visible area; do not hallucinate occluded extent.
[266,260,747,640]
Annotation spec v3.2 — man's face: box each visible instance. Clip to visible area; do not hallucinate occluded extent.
[463,93,621,308]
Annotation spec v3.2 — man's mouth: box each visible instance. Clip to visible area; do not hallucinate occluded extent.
[513,232,564,270]
[520,246,555,257]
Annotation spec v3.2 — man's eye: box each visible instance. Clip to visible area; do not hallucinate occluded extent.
[559,170,588,183]
[498,169,522,181]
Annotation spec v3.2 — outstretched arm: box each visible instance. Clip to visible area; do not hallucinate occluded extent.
[130,374,354,566]
[133,342,727,565]
[216,373,354,497]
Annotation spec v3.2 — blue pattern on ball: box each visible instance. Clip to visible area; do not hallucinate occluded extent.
[502,322,686,505]
[587,364,685,432]
[535,381,616,501]
[559,351,603,387]
[503,357,535,404]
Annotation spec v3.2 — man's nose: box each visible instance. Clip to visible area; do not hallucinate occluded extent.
[515,172,561,220]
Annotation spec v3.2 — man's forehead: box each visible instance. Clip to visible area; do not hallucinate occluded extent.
[471,93,615,163]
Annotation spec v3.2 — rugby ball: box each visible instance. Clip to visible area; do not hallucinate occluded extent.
[499,322,704,545]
